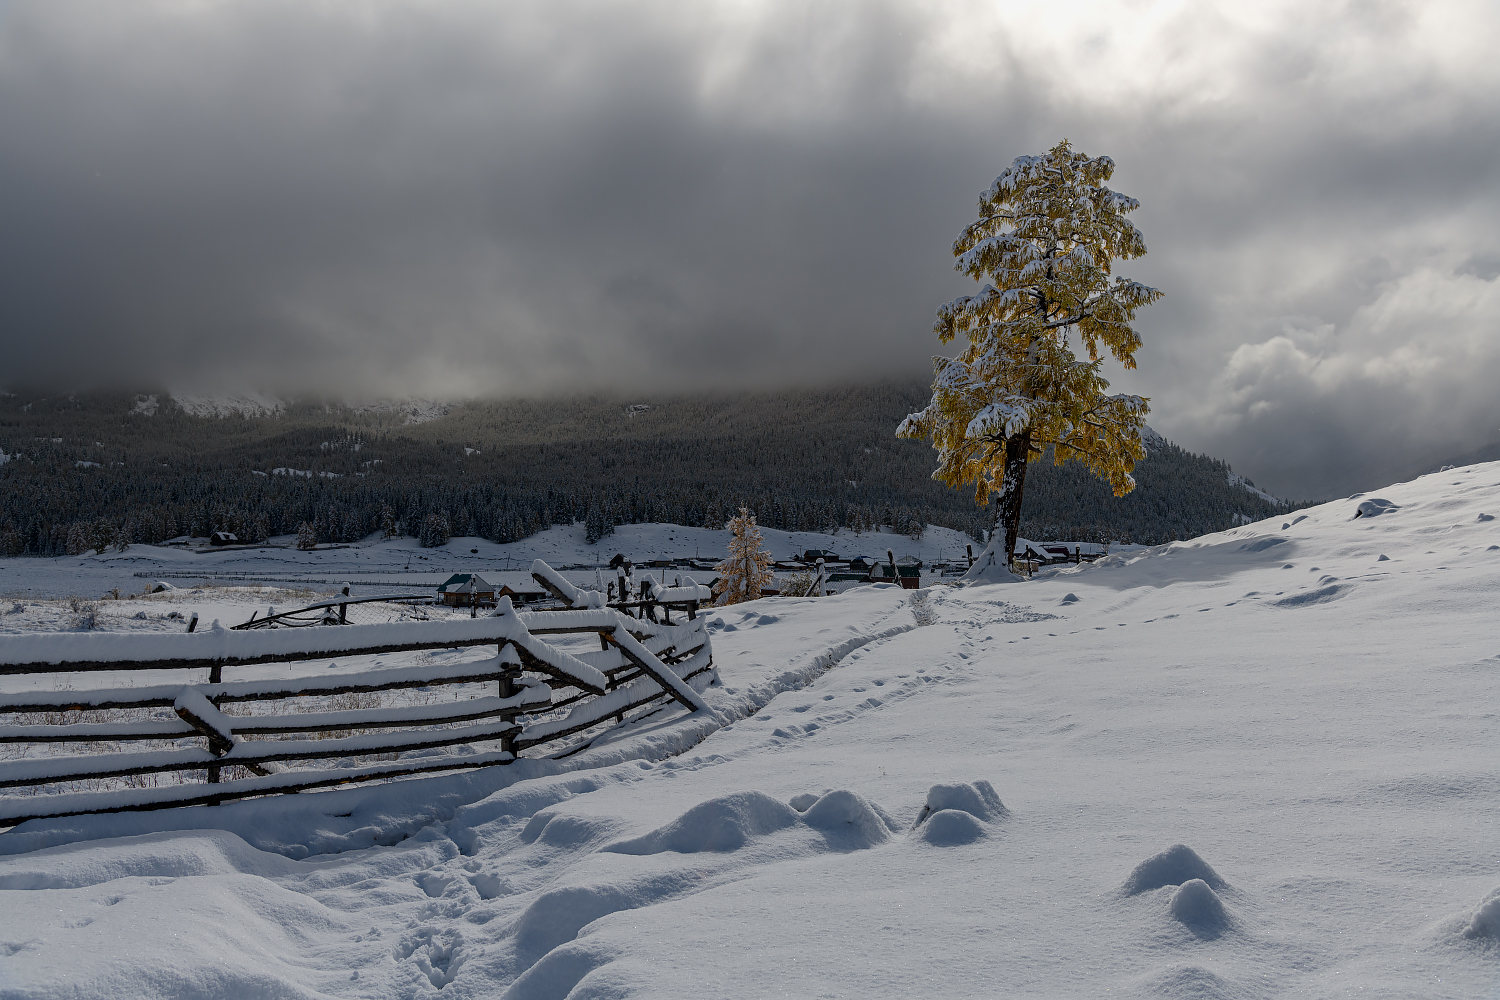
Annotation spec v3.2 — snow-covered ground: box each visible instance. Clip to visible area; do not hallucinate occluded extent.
[3,465,1500,997]
[0,522,991,606]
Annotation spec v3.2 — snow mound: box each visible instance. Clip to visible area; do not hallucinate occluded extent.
[1353,498,1400,518]
[1137,964,1253,1000]
[788,793,820,812]
[513,878,671,963]
[1238,537,1286,553]
[1169,878,1231,936]
[519,811,621,850]
[1462,887,1500,940]
[910,782,1007,846]
[1060,592,1080,604]
[960,531,1023,586]
[503,938,617,1000]
[0,829,298,890]
[916,810,987,846]
[602,791,798,855]
[1272,583,1347,608]
[800,790,896,849]
[1122,844,1227,895]
[913,781,1007,825]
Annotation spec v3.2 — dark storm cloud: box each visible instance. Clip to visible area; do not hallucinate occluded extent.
[2,0,1498,498]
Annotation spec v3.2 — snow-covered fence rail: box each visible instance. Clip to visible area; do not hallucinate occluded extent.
[0,564,713,828]
[531,559,712,623]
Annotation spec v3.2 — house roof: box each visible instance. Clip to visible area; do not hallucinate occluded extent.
[437,573,494,592]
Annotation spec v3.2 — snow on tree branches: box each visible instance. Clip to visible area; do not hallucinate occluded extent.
[898,140,1162,576]
[714,507,774,606]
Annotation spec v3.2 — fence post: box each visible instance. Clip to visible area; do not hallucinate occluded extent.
[498,640,518,756]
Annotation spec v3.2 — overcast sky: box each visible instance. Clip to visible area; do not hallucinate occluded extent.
[2,0,1498,498]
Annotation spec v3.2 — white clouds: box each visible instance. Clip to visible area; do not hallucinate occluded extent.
[1180,260,1500,496]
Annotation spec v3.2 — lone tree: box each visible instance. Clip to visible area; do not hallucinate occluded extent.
[714,507,774,606]
[898,140,1161,575]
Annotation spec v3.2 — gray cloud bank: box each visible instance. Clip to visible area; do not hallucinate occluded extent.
[2,0,1498,498]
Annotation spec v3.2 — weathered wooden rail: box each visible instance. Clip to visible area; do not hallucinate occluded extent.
[232,591,433,629]
[530,559,714,624]
[0,562,713,828]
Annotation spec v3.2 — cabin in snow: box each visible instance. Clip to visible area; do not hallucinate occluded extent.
[495,580,549,606]
[436,573,496,607]
[209,531,239,546]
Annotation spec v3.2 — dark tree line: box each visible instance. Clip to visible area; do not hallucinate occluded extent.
[0,384,1301,557]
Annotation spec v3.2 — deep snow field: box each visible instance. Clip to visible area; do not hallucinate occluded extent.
[3,466,1500,998]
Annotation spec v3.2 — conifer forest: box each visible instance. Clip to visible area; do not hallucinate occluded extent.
[0,383,1299,556]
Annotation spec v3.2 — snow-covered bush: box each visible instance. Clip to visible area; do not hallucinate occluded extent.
[777,569,819,597]
[67,596,100,630]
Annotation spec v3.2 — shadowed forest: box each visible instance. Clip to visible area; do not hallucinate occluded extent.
[0,383,1298,555]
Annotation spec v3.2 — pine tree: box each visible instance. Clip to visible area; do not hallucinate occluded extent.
[898,140,1162,573]
[88,519,115,555]
[584,502,612,545]
[380,503,398,538]
[420,511,451,548]
[714,507,774,606]
[296,520,317,551]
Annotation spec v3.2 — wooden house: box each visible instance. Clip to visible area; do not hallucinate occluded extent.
[495,580,549,606]
[436,573,496,607]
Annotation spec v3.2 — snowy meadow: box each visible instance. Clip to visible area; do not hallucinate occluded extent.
[1,466,1499,998]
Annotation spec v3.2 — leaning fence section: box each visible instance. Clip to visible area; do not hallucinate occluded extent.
[0,561,713,828]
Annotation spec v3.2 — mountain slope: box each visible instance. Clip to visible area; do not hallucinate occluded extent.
[0,385,1295,555]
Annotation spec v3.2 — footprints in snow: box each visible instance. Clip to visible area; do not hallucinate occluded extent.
[394,925,468,989]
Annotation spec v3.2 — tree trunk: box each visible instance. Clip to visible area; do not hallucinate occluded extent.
[993,430,1032,571]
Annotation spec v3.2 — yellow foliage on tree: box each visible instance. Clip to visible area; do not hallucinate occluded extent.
[898,140,1162,576]
[714,507,774,606]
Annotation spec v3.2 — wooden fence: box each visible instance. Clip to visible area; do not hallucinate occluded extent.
[0,561,713,828]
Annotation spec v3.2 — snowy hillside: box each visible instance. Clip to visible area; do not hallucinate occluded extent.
[162,393,450,423]
[168,391,288,419]
[2,464,1499,996]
